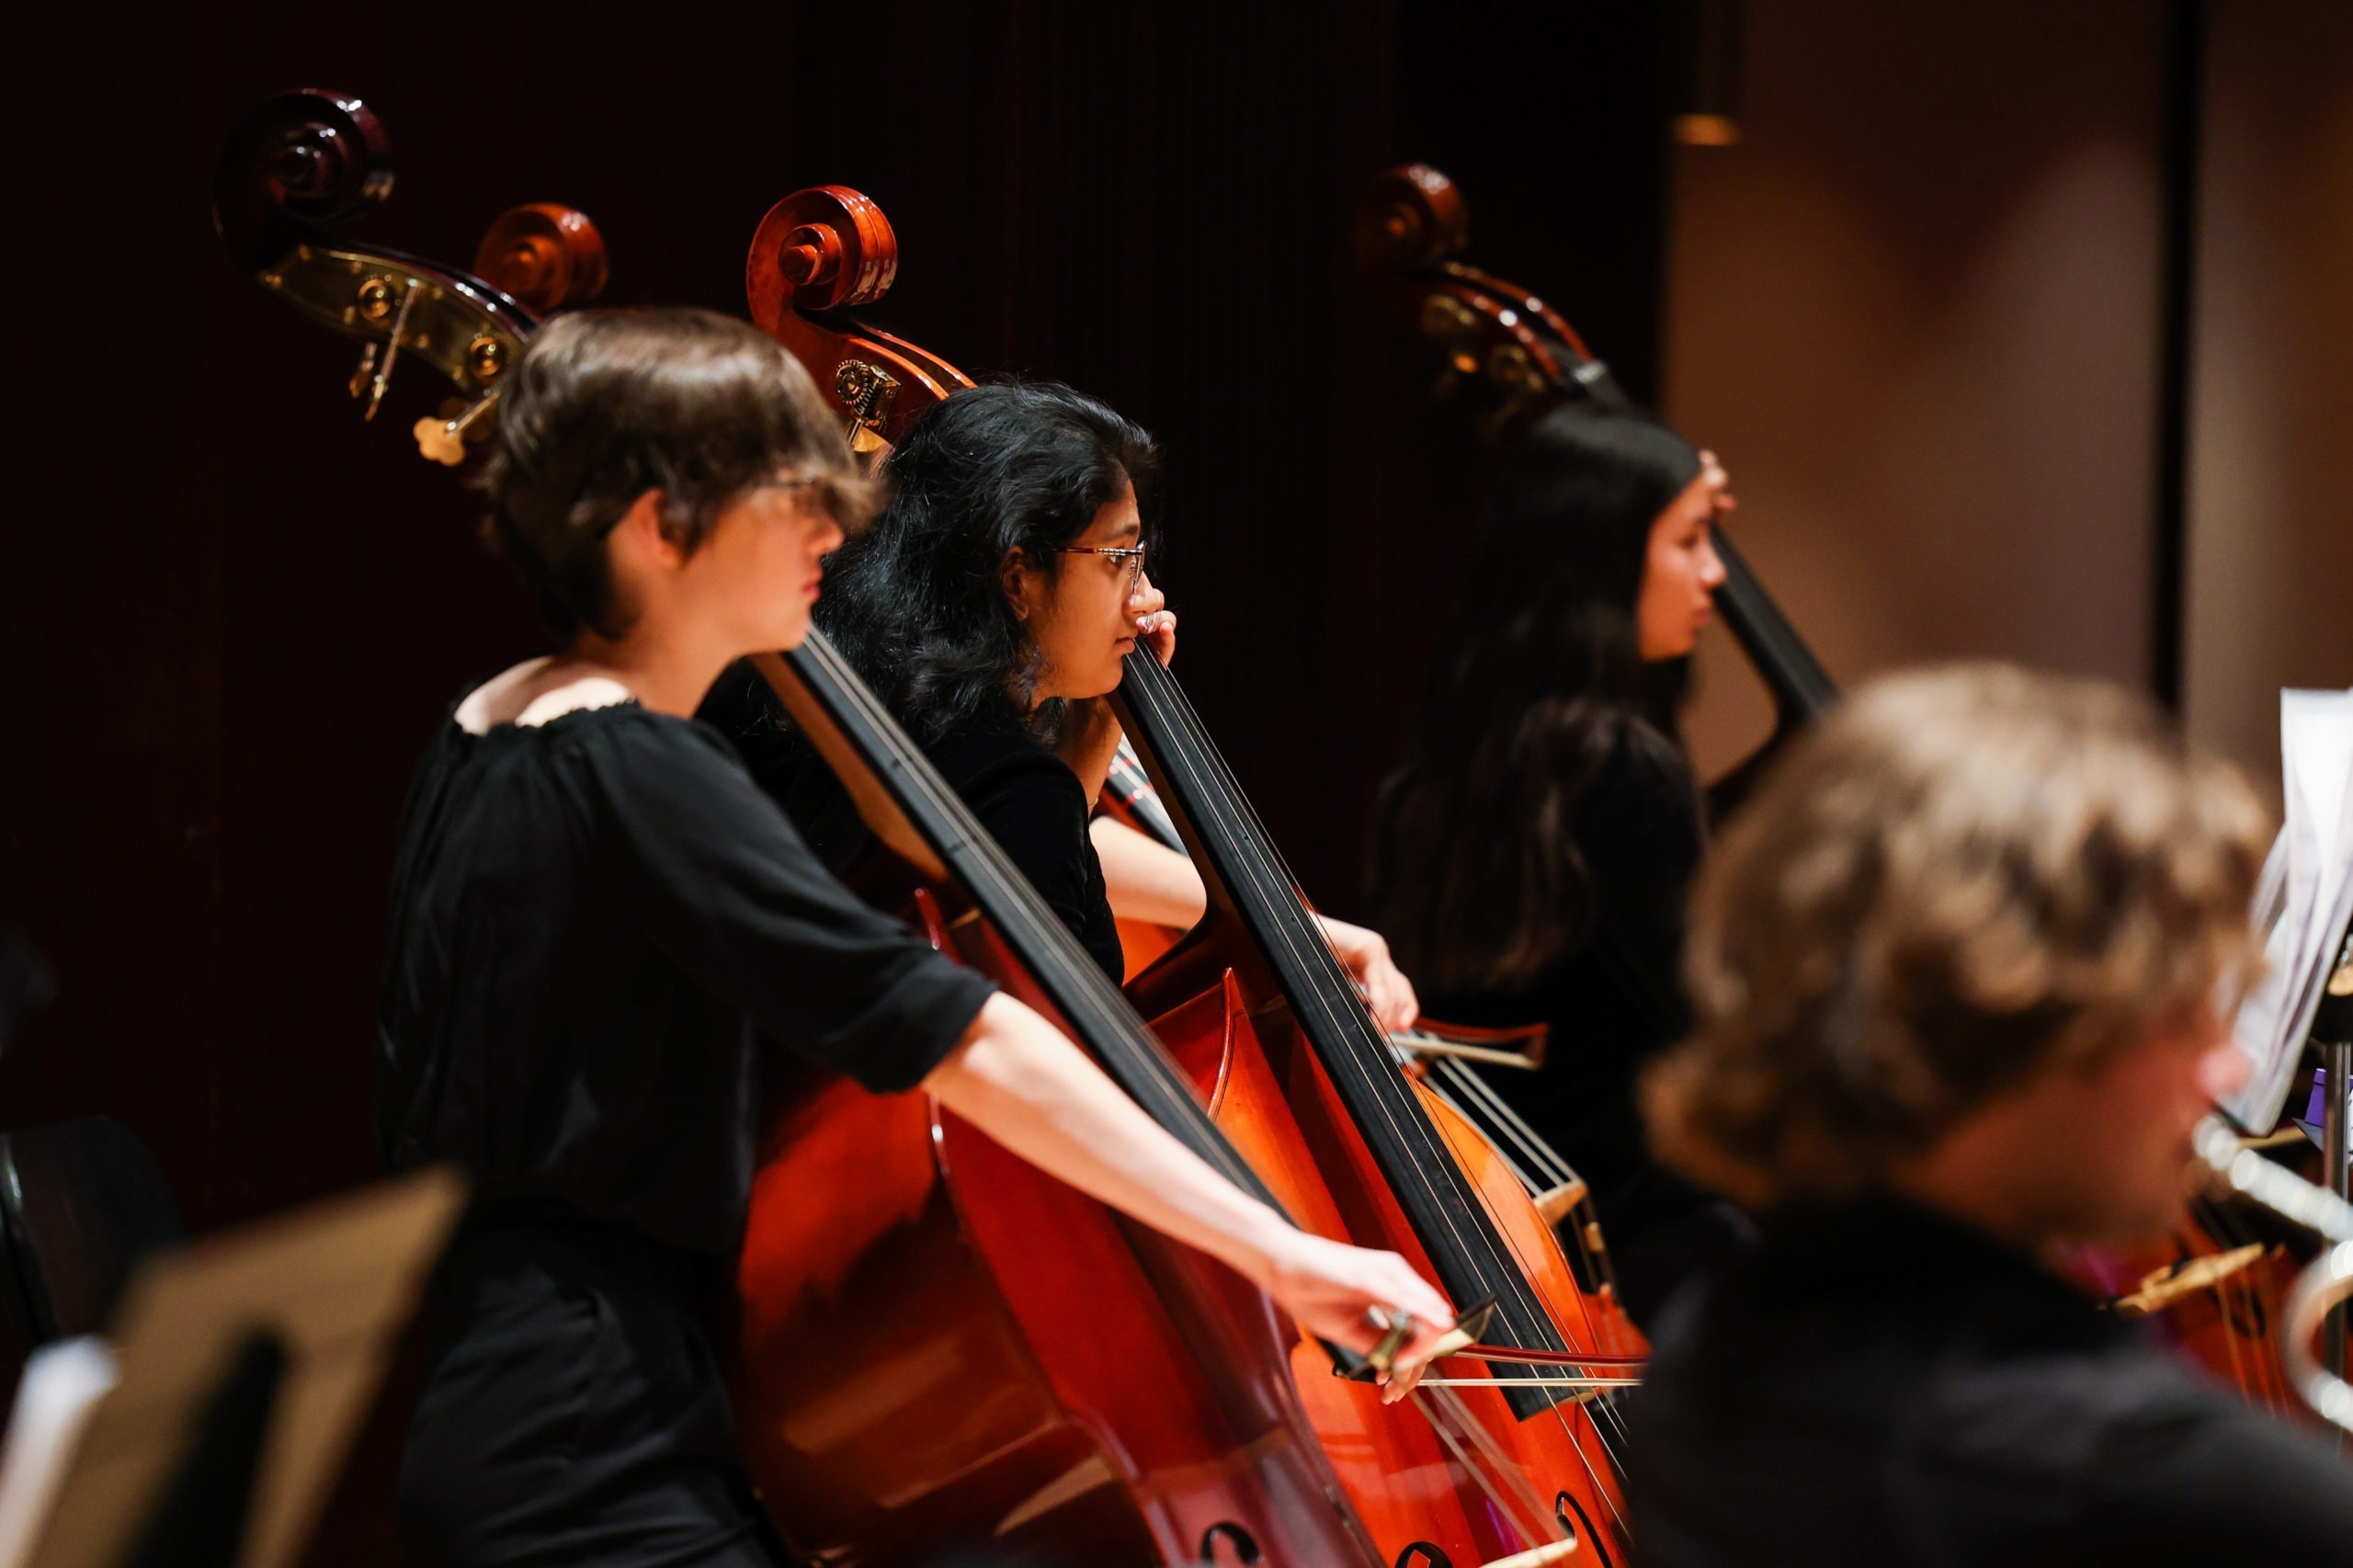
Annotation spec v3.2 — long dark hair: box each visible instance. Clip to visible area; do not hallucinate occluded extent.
[1370,402,1703,993]
[817,382,1161,745]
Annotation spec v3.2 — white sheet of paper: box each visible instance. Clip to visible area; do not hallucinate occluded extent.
[2227,826,2296,1129]
[0,1340,118,1568]
[21,1167,462,1568]
[2228,687,2353,1131]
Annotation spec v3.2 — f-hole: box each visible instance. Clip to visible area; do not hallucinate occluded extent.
[1393,1545,1451,1568]
[1199,1521,1260,1565]
[1556,1492,1610,1568]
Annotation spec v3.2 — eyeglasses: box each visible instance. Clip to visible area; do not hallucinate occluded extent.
[1057,544,1148,593]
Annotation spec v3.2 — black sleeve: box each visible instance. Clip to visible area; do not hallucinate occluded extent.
[961,750,1127,983]
[2091,1392,2353,1561]
[578,714,995,1093]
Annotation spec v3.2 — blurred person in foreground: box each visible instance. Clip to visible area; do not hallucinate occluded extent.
[1627,662,2353,1566]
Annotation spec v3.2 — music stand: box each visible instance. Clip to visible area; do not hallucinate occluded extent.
[2308,930,2353,1384]
[17,1167,462,1568]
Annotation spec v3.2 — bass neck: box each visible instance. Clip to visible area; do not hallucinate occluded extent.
[1110,651,1585,1417]
[1709,527,1837,731]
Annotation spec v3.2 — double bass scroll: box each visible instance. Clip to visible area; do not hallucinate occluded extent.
[472,202,608,315]
[215,88,607,462]
[1355,161,1836,770]
[746,187,969,457]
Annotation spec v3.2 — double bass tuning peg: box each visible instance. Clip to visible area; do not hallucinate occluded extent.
[414,392,500,467]
[348,276,416,420]
[390,203,602,461]
[833,359,900,458]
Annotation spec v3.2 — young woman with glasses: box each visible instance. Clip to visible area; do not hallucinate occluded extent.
[706,381,1419,1024]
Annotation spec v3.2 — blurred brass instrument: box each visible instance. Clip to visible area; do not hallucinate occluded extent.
[2194,1116,2353,1433]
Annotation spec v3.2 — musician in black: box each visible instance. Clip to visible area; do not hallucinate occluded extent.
[380,310,1454,1568]
[1629,663,2353,1566]
[1368,401,1741,1323]
[704,381,1419,1026]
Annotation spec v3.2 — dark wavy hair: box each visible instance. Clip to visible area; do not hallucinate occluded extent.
[1370,402,1703,993]
[817,381,1161,744]
[479,307,873,639]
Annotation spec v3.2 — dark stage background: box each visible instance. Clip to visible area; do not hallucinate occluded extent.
[0,2,1668,1555]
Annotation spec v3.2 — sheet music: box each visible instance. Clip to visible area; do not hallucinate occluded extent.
[0,1340,116,1568]
[2226,687,2353,1131]
[21,1167,462,1568]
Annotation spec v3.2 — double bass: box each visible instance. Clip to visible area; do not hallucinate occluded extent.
[745,184,1642,1566]
[214,97,1392,1567]
[736,638,1415,1566]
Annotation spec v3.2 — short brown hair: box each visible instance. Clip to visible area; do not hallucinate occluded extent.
[480,306,876,637]
[1644,663,2268,1210]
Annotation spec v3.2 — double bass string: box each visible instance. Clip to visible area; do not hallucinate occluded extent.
[1126,650,1620,1366]
[1415,1060,1642,1454]
[794,636,1597,1546]
[1113,655,1607,1540]
[1420,1055,1643,1364]
[1122,653,1635,1519]
[1119,653,1636,1519]
[805,634,1627,1538]
[792,638,1267,1194]
[1120,656,1558,1336]
[1416,1061,1644,1344]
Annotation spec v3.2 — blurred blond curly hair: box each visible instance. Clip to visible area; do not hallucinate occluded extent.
[1644,662,2269,1210]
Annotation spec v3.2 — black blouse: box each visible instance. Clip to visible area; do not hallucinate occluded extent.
[376,700,996,1256]
[1421,733,1705,1248]
[701,667,1126,985]
[1626,1199,2353,1566]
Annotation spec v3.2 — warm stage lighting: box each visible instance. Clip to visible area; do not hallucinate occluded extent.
[1672,0,1745,148]
[1674,113,1743,147]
